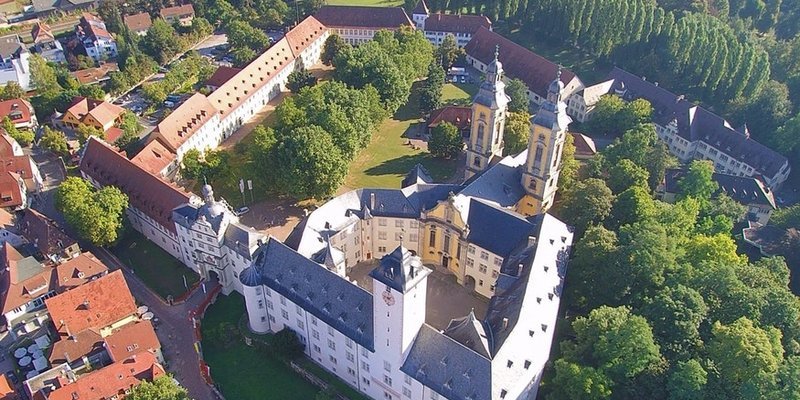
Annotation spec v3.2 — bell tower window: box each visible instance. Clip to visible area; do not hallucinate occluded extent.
[477,124,484,143]
[533,145,544,172]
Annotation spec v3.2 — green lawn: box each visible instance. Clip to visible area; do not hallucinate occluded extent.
[201,294,321,400]
[111,230,200,299]
[344,83,458,189]
[497,26,609,85]
[441,82,476,104]
[325,0,402,6]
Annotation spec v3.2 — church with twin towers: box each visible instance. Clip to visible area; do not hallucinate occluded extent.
[239,47,574,400]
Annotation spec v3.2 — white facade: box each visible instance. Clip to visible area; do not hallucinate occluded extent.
[173,113,221,162]
[328,27,389,45]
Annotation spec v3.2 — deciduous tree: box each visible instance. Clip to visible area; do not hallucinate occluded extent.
[503,112,531,155]
[561,178,614,233]
[127,376,188,400]
[506,78,530,113]
[55,177,128,247]
[428,122,462,159]
[272,125,347,200]
[40,126,69,157]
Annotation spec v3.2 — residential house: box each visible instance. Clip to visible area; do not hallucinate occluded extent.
[426,105,471,137]
[31,0,96,17]
[17,208,81,262]
[582,67,791,190]
[123,12,152,36]
[464,27,584,115]
[314,6,412,45]
[71,62,119,86]
[60,96,124,134]
[30,23,65,63]
[0,374,17,400]
[0,243,57,338]
[103,321,163,364]
[660,168,777,225]
[160,4,194,26]
[54,251,108,291]
[40,352,165,400]
[0,99,37,130]
[0,208,23,247]
[76,13,117,61]
[0,155,44,206]
[0,35,31,91]
[0,172,26,209]
[411,0,491,47]
[0,134,22,157]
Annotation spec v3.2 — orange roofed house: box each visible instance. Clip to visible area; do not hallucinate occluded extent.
[59,96,124,135]
[17,208,80,262]
[160,4,194,26]
[0,242,57,338]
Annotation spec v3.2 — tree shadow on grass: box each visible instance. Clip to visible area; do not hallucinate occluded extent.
[364,153,457,182]
[393,81,425,122]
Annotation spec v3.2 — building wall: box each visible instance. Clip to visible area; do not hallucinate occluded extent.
[424,30,473,47]
[172,114,222,161]
[329,27,397,45]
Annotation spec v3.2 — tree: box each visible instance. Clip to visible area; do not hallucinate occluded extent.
[641,286,708,359]
[726,80,793,144]
[506,78,530,113]
[678,160,717,205]
[435,34,462,70]
[619,99,654,128]
[708,317,784,389]
[287,69,318,93]
[428,122,462,159]
[143,19,186,64]
[419,61,444,115]
[55,177,128,247]
[551,359,613,400]
[321,34,347,66]
[667,359,707,400]
[227,20,270,66]
[567,225,621,310]
[39,126,69,157]
[607,158,650,193]
[273,328,305,359]
[76,124,105,144]
[559,132,580,191]
[609,185,657,229]
[0,82,25,100]
[272,125,347,200]
[1,117,33,146]
[181,148,204,180]
[560,178,614,233]
[29,54,59,93]
[586,95,626,136]
[503,112,531,155]
[560,306,662,384]
[78,84,106,100]
[127,376,188,400]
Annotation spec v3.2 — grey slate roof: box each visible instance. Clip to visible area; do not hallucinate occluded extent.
[663,168,776,209]
[458,151,528,208]
[369,246,430,293]
[224,223,265,260]
[442,310,490,358]
[0,35,23,59]
[400,324,491,400]
[466,198,537,258]
[240,238,375,350]
[402,164,433,188]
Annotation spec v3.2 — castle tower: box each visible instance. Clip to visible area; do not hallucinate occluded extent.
[465,45,509,181]
[368,246,431,395]
[518,70,571,215]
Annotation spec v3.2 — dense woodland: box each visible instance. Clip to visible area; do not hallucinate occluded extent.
[415,0,800,172]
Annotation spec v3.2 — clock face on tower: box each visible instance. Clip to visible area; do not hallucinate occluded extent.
[382,290,395,306]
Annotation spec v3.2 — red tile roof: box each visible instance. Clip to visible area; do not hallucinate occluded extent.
[71,62,119,85]
[45,352,165,400]
[314,5,413,29]
[0,155,37,191]
[0,99,33,126]
[65,96,125,129]
[49,328,104,365]
[17,208,78,258]
[204,66,241,89]
[55,252,109,291]
[31,22,54,44]
[0,373,16,400]
[79,137,191,235]
[284,16,327,58]
[427,106,472,131]
[46,270,137,336]
[104,321,160,362]
[160,4,194,19]
[77,13,112,41]
[570,132,597,158]
[123,12,152,33]
[424,13,491,34]
[0,242,54,315]
[464,27,578,98]
[0,134,18,158]
[0,172,22,208]
[155,93,216,152]
[130,139,175,176]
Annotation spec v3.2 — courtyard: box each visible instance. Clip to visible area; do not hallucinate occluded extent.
[348,261,489,330]
[111,230,201,300]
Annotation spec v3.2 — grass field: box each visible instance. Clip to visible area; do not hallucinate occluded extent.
[344,83,459,189]
[111,230,200,299]
[201,294,321,400]
[325,0,402,6]
[442,82,477,104]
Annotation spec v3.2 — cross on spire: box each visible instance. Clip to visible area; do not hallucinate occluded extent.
[494,44,500,61]
[556,65,562,80]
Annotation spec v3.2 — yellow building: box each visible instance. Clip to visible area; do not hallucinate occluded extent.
[465,45,508,180]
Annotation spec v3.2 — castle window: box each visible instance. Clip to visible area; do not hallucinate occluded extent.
[473,156,481,167]
[533,145,544,172]
[429,229,436,247]
[477,124,484,143]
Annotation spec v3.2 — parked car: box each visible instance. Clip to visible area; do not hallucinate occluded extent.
[164,100,176,108]
[451,75,458,83]
[236,206,250,216]
[459,75,466,83]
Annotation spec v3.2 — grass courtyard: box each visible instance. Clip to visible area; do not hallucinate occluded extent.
[111,230,200,299]
[202,293,369,400]
[325,0,402,6]
[344,81,475,189]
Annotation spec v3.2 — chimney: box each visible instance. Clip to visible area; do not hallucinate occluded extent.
[517,263,524,276]
[527,235,537,247]
[502,317,509,330]
[370,193,376,210]
[82,299,90,309]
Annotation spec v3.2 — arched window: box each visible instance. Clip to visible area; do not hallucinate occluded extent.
[533,144,544,172]
[477,124,485,143]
